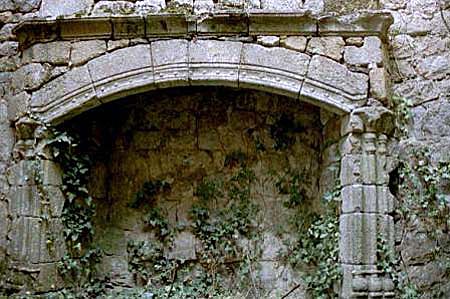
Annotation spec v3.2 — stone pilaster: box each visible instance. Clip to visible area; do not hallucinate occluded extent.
[5,117,65,292]
[339,109,396,298]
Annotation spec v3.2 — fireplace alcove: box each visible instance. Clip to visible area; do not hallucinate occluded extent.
[59,86,339,297]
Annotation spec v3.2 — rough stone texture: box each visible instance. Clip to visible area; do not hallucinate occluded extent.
[67,87,325,294]
[189,39,242,87]
[11,63,51,93]
[324,0,380,14]
[30,65,96,120]
[22,42,71,65]
[260,0,302,10]
[70,40,107,66]
[92,1,135,15]
[2,0,449,297]
[39,0,93,17]
[344,36,384,66]
[369,66,388,101]
[239,43,310,97]
[0,41,18,57]
[304,55,368,105]
[280,36,307,52]
[87,44,153,103]
[306,36,345,61]
[256,35,280,47]
[0,201,7,255]
[0,125,14,161]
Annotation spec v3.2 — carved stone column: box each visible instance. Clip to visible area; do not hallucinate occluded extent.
[5,117,65,292]
[339,107,396,298]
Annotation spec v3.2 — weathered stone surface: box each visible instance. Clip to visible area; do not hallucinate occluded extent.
[303,0,324,15]
[99,256,133,286]
[87,44,153,103]
[9,216,41,263]
[31,65,97,123]
[239,43,310,97]
[260,0,302,10]
[341,185,394,214]
[8,186,41,217]
[408,261,447,289]
[324,0,379,13]
[107,39,129,52]
[45,186,64,217]
[257,35,280,47]
[303,55,368,110]
[340,213,394,264]
[7,160,35,186]
[0,23,15,42]
[0,55,19,72]
[135,0,166,15]
[340,154,362,186]
[346,37,364,46]
[341,113,364,136]
[394,78,450,106]
[39,0,94,17]
[13,0,41,12]
[40,160,62,186]
[189,40,242,87]
[193,0,214,13]
[0,200,7,253]
[0,41,18,57]
[353,106,395,134]
[12,63,51,92]
[0,125,13,161]
[22,41,71,65]
[280,36,307,52]
[412,100,450,139]
[344,36,383,66]
[400,231,437,264]
[70,40,107,66]
[91,0,136,15]
[322,141,339,164]
[0,100,7,123]
[306,36,345,61]
[369,66,388,101]
[340,134,362,156]
[0,0,15,12]
[151,39,188,87]
[416,54,450,80]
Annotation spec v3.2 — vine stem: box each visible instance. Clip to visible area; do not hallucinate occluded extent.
[167,263,178,299]
[281,283,301,299]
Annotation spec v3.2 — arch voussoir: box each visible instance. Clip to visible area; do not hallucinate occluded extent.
[30,39,370,124]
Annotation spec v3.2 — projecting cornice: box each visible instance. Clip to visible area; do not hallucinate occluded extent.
[13,11,393,49]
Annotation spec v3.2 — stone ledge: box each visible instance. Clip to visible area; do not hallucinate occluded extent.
[13,12,393,49]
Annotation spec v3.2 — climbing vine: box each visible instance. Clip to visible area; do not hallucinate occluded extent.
[386,95,450,297]
[44,130,106,298]
[280,171,342,299]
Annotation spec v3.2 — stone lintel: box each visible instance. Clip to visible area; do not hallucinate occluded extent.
[13,12,393,49]
[318,12,393,41]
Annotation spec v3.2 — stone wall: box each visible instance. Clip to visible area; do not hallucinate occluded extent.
[63,87,327,297]
[1,0,450,298]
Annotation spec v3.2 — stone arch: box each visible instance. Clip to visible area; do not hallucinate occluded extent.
[30,39,369,125]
